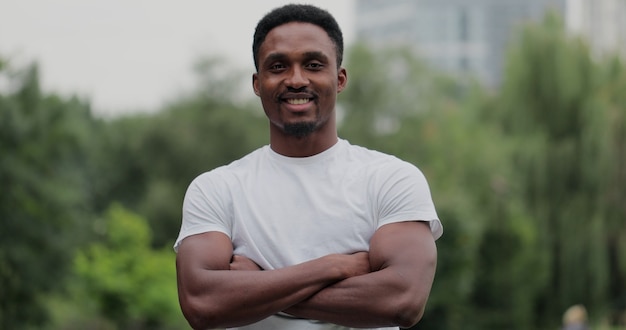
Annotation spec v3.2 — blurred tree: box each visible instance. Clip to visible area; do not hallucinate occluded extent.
[496,12,626,327]
[0,58,99,328]
[597,56,626,325]
[98,56,267,247]
[339,42,467,147]
[73,203,186,329]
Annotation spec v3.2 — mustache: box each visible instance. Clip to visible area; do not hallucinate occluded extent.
[286,86,309,92]
[278,87,317,99]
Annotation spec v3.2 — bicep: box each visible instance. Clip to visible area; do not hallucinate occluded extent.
[369,221,437,277]
[176,231,233,294]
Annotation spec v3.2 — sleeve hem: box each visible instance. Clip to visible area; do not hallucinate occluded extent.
[173,226,231,252]
[378,212,443,240]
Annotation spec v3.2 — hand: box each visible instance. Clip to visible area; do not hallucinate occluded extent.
[230,255,263,271]
[333,251,371,278]
[282,252,371,320]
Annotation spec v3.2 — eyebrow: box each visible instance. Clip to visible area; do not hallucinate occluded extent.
[302,51,329,63]
[262,53,288,67]
[262,51,330,67]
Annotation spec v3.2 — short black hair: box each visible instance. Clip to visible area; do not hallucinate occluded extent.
[252,4,344,71]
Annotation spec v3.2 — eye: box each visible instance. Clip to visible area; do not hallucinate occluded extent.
[306,62,324,70]
[269,63,286,71]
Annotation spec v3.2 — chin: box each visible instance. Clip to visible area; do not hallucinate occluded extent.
[283,122,317,138]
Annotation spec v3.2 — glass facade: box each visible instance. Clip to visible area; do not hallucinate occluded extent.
[355,0,566,87]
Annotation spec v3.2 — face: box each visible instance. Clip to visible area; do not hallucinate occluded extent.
[253,22,347,139]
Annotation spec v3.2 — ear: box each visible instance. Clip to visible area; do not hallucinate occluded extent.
[336,67,348,93]
[252,73,260,96]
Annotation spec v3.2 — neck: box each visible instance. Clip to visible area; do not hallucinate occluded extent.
[269,128,338,157]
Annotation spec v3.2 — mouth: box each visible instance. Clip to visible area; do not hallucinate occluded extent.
[285,98,311,105]
[280,92,315,113]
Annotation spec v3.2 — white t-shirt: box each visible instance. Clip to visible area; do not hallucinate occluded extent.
[175,139,443,329]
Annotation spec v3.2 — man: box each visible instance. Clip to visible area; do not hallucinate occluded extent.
[174,4,443,330]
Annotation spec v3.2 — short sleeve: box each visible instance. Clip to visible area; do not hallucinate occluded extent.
[173,171,233,252]
[376,160,443,240]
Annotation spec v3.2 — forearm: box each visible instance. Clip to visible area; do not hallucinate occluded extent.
[285,222,438,328]
[284,267,431,328]
[178,253,368,329]
[180,260,330,328]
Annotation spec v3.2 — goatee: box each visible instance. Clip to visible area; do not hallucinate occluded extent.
[283,122,317,138]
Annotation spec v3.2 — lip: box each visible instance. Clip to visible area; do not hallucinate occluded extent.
[280,92,315,112]
[282,99,313,113]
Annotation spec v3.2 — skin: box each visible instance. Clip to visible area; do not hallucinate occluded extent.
[176,22,438,329]
[252,22,347,157]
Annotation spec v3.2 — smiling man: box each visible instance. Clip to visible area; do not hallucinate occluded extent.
[174,4,443,330]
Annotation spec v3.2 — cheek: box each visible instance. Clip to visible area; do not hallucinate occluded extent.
[319,84,337,101]
[258,79,281,98]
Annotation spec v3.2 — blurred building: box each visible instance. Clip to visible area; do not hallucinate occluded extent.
[566,0,626,59]
[355,0,626,88]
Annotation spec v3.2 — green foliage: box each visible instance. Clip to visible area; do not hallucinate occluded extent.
[496,12,626,327]
[0,59,98,328]
[98,57,267,247]
[72,204,185,329]
[340,42,465,146]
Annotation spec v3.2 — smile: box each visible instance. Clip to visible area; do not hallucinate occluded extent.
[286,98,311,105]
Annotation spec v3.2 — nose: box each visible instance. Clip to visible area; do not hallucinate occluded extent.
[284,66,309,89]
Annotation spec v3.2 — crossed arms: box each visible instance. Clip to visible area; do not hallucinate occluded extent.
[175,220,437,329]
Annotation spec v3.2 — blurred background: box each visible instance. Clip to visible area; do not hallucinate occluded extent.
[1,0,625,329]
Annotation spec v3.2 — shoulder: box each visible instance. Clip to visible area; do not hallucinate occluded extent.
[342,140,425,179]
[187,146,268,191]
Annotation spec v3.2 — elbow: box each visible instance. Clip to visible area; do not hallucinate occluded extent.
[186,315,210,330]
[392,297,427,328]
[187,315,212,330]
[395,308,424,329]
[182,306,212,330]
[180,296,220,330]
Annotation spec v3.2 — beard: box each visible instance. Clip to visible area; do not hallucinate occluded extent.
[283,121,317,138]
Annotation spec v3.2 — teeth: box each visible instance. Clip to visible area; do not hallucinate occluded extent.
[286,98,310,105]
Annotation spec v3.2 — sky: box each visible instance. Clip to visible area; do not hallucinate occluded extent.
[0,1,356,116]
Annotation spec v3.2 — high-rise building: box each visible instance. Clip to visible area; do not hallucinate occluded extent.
[566,0,626,59]
[355,0,566,88]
